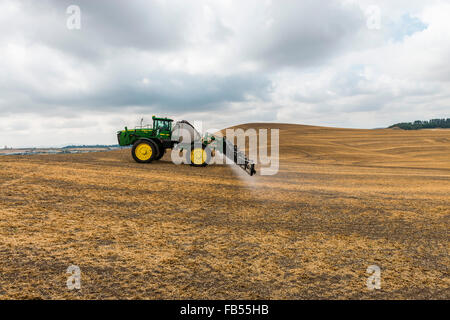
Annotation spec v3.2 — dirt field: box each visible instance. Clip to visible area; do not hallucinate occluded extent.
[0,124,448,299]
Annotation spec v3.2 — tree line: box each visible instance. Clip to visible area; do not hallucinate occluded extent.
[389,118,450,130]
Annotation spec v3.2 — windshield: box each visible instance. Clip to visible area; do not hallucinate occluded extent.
[154,120,171,131]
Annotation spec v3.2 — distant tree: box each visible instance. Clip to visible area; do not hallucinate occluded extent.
[389,118,450,130]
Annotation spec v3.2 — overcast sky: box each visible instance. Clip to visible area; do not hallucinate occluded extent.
[0,0,449,147]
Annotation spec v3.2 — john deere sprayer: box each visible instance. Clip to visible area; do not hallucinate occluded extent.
[117,116,256,175]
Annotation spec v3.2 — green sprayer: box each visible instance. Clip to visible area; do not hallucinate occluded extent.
[117,116,256,176]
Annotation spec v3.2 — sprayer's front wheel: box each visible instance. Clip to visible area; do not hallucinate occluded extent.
[132,139,159,163]
[188,144,211,167]
[155,148,165,161]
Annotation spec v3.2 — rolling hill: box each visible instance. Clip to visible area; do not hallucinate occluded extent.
[0,124,448,299]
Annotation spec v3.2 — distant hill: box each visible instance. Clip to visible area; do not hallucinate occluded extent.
[389,118,450,130]
[62,144,120,149]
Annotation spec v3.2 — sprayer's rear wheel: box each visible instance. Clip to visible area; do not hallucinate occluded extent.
[188,144,211,167]
[132,139,159,163]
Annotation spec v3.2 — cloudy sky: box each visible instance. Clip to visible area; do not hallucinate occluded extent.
[0,0,449,147]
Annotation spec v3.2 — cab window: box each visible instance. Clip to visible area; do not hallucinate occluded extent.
[154,120,170,131]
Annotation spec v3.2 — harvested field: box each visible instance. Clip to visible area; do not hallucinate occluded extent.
[0,124,449,299]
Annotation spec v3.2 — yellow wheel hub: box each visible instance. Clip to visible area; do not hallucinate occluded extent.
[135,143,153,161]
[191,148,206,165]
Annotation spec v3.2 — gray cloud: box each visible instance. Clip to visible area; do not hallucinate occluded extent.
[0,0,449,146]
[45,73,270,111]
[0,66,272,114]
[241,0,366,68]
[0,0,194,62]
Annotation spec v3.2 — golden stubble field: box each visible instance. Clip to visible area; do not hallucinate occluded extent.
[0,124,448,299]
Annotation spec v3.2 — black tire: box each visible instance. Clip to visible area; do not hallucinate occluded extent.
[155,148,165,161]
[186,143,211,167]
[131,139,159,163]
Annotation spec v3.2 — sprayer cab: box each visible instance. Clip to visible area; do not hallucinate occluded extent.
[151,116,173,138]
